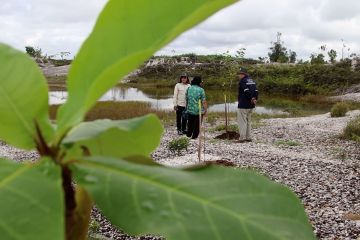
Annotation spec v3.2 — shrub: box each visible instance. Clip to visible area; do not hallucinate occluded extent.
[331,102,349,117]
[343,115,360,142]
[168,137,190,154]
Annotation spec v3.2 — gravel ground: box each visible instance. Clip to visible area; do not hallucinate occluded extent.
[154,110,360,240]
[1,111,359,239]
[331,92,360,102]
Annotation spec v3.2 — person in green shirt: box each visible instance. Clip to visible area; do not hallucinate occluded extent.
[186,76,207,139]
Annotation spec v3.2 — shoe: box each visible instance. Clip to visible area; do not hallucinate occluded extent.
[234,139,247,143]
[182,130,187,135]
[177,130,183,135]
[245,139,252,142]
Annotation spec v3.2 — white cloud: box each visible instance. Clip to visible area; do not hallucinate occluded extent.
[0,0,359,60]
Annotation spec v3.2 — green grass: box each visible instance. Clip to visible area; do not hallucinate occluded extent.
[343,115,360,142]
[168,137,190,154]
[331,102,349,117]
[213,124,238,132]
[330,147,348,161]
[49,101,174,125]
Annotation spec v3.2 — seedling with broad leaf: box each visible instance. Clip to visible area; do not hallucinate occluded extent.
[0,0,315,239]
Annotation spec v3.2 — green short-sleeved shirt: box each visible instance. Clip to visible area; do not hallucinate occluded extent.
[186,85,206,115]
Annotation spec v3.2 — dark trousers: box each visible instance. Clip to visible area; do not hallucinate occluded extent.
[186,113,200,139]
[176,106,187,132]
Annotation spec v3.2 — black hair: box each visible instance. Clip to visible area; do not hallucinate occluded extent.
[191,76,202,86]
[178,75,189,84]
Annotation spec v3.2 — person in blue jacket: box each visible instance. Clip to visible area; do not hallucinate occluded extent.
[236,67,258,143]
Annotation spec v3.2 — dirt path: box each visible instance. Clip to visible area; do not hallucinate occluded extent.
[154,110,360,239]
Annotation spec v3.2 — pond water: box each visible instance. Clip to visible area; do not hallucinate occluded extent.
[49,86,331,115]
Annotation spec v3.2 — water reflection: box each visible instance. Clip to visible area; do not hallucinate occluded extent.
[49,86,330,115]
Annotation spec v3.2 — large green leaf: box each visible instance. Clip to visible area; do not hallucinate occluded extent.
[56,0,237,137]
[0,158,64,240]
[62,114,162,159]
[0,44,54,149]
[73,157,315,240]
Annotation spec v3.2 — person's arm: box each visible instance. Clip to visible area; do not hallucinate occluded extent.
[202,100,208,115]
[201,90,207,114]
[173,84,178,110]
[251,83,259,105]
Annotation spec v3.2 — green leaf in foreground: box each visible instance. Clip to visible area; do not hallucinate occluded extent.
[56,0,237,136]
[0,44,54,149]
[73,157,315,240]
[0,159,64,240]
[63,114,163,159]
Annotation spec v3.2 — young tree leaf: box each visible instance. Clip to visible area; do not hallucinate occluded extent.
[0,44,54,149]
[62,114,162,159]
[73,157,315,240]
[0,158,64,240]
[56,0,237,137]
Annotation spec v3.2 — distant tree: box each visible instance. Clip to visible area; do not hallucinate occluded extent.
[278,54,289,63]
[310,53,325,64]
[25,46,43,58]
[59,51,71,60]
[268,32,289,63]
[328,49,337,64]
[258,56,265,63]
[235,48,246,63]
[25,46,36,58]
[289,50,297,63]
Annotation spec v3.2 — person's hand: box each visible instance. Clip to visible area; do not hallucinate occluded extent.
[174,106,178,111]
[251,98,257,105]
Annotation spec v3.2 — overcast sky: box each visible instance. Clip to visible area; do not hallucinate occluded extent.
[1,0,359,61]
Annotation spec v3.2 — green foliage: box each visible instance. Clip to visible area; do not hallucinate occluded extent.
[25,46,36,57]
[268,32,289,63]
[331,102,349,117]
[289,50,297,63]
[310,53,326,64]
[328,49,337,64]
[25,46,42,58]
[0,1,316,239]
[73,157,315,240]
[0,159,64,240]
[0,44,54,149]
[343,115,360,142]
[168,137,190,154]
[214,123,238,132]
[63,115,163,159]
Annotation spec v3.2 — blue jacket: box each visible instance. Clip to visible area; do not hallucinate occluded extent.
[237,76,258,109]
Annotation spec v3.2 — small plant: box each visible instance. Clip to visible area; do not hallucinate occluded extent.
[331,102,349,117]
[331,147,348,161]
[343,115,360,142]
[0,1,315,240]
[275,140,301,146]
[206,114,217,126]
[168,137,190,154]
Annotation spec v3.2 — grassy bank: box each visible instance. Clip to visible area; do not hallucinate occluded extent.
[127,59,360,96]
[49,101,174,125]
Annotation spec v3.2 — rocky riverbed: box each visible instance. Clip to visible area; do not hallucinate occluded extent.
[1,111,359,239]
